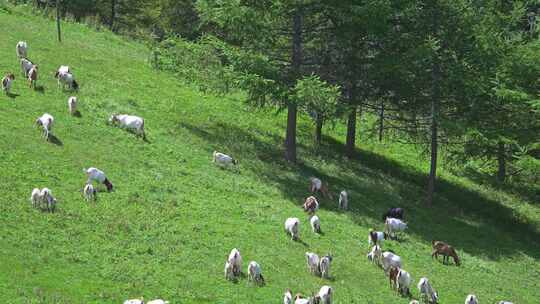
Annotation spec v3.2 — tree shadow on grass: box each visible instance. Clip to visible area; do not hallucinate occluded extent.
[179,120,540,260]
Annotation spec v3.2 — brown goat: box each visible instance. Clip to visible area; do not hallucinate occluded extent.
[389,266,399,291]
[28,65,38,88]
[303,196,319,214]
[432,240,460,266]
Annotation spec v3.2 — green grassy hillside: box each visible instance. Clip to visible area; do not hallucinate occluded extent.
[1,5,539,304]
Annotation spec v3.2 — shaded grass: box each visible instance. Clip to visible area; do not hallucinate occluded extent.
[0,5,538,304]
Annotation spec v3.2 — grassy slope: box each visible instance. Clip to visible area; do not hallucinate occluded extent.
[1,6,539,304]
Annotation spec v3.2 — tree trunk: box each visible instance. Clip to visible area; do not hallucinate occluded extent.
[56,0,62,43]
[378,100,384,142]
[314,117,323,147]
[497,141,506,183]
[284,8,302,163]
[110,0,116,31]
[345,106,357,158]
[285,102,297,162]
[426,0,440,207]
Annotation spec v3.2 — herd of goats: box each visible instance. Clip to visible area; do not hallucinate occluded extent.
[3,41,515,304]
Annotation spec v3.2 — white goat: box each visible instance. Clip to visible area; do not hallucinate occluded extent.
[147,300,169,304]
[465,295,478,304]
[2,73,15,94]
[84,167,114,192]
[397,269,413,296]
[319,255,333,279]
[410,301,420,304]
[35,113,54,140]
[16,41,28,58]
[58,65,70,74]
[497,302,513,304]
[68,96,77,115]
[123,298,144,304]
[418,277,438,304]
[56,71,79,90]
[382,251,402,274]
[285,217,300,241]
[368,230,386,247]
[384,217,407,239]
[227,248,242,276]
[30,188,42,208]
[338,190,348,209]
[20,58,33,77]
[305,252,320,275]
[310,177,332,199]
[284,289,293,304]
[318,285,333,304]
[247,261,264,285]
[109,114,146,139]
[310,215,321,233]
[224,261,234,281]
[367,245,382,266]
[40,188,57,212]
[212,151,237,166]
[83,183,96,201]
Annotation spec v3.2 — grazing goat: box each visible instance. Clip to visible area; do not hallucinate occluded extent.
[28,65,38,88]
[20,58,33,77]
[224,261,234,281]
[30,188,42,208]
[410,301,420,304]
[318,285,333,304]
[123,298,144,304]
[310,215,321,233]
[418,277,438,304]
[68,96,77,115]
[84,167,114,192]
[310,177,332,199]
[367,245,382,266]
[40,188,57,212]
[147,300,169,304]
[397,268,413,296]
[338,190,348,210]
[83,183,96,201]
[227,248,242,276]
[247,261,264,285]
[212,151,237,166]
[35,113,54,140]
[368,229,387,247]
[294,294,320,304]
[303,196,319,214]
[465,294,478,304]
[382,251,402,275]
[285,218,300,241]
[382,207,404,221]
[55,71,79,90]
[16,41,28,58]
[109,114,146,139]
[2,73,15,94]
[389,266,399,291]
[57,65,70,75]
[284,289,293,304]
[431,240,460,266]
[319,255,333,279]
[305,252,320,276]
[384,217,407,240]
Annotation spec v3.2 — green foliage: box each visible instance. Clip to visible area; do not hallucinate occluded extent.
[293,75,340,125]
